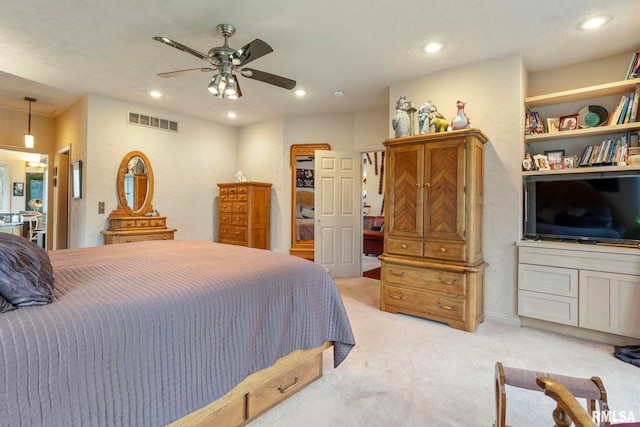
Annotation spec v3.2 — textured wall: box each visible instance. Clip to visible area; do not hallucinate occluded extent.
[81,93,238,247]
[390,53,525,322]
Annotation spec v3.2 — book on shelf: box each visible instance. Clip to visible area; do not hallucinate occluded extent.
[610,95,627,125]
[630,85,640,124]
[626,51,640,80]
[617,95,631,125]
[579,134,629,167]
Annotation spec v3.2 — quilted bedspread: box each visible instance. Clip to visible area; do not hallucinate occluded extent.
[0,240,355,426]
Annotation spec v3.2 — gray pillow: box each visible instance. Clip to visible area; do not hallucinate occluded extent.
[0,233,55,307]
[0,293,16,313]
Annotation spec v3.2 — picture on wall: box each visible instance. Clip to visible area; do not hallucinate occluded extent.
[296,169,314,188]
[13,182,24,197]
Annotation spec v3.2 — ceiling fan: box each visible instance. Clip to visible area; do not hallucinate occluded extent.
[153,23,296,99]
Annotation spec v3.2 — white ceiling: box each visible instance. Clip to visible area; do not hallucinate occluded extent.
[0,0,638,127]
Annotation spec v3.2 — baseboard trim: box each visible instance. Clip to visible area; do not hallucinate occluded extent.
[520,317,640,346]
[483,311,521,327]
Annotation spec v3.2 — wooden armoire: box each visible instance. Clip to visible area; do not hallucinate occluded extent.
[217,182,272,249]
[379,129,488,332]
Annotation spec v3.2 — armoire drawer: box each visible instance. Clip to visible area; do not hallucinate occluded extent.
[382,263,466,296]
[424,241,466,262]
[386,237,422,257]
[382,284,465,321]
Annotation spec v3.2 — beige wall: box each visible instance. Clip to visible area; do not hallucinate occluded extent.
[389,53,525,323]
[58,93,238,247]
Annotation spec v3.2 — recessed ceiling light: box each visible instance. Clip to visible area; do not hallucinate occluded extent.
[150,91,162,98]
[293,88,306,97]
[423,42,444,54]
[578,15,611,30]
[333,90,345,97]
[227,112,237,119]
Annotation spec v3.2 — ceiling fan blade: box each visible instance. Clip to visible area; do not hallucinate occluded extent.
[153,36,208,61]
[240,68,296,90]
[157,68,216,78]
[234,39,273,66]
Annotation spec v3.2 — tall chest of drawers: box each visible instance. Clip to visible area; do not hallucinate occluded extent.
[217,182,272,249]
[379,129,488,332]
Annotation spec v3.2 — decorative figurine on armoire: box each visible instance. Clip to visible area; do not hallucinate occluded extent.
[448,99,472,130]
[392,96,411,137]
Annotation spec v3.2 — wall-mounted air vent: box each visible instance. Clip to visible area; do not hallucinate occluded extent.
[127,111,179,133]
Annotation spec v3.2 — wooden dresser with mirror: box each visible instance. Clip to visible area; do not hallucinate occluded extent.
[102,150,176,244]
[289,143,331,261]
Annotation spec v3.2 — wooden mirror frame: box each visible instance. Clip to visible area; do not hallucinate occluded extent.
[114,150,155,217]
[289,143,330,261]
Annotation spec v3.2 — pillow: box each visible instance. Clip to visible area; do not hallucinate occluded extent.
[0,293,16,313]
[0,233,55,307]
[301,207,315,219]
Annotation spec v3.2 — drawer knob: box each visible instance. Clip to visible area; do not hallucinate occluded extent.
[277,375,300,393]
[389,270,405,276]
[439,278,457,285]
[401,244,407,249]
[424,182,431,188]
[388,292,405,300]
[438,302,456,311]
[439,247,446,253]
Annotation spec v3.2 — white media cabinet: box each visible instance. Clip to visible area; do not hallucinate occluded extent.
[517,239,640,344]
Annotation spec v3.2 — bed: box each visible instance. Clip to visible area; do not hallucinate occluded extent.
[0,238,355,426]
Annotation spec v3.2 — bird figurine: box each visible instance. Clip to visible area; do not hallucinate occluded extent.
[449,99,471,130]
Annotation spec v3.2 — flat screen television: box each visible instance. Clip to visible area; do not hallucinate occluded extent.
[524,173,640,246]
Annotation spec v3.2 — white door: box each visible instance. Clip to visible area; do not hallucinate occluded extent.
[314,150,361,277]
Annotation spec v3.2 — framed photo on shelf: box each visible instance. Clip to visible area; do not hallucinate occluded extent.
[544,149,565,166]
[559,114,579,131]
[533,154,551,171]
[546,118,560,133]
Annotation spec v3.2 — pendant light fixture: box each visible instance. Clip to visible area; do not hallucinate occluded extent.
[24,97,36,148]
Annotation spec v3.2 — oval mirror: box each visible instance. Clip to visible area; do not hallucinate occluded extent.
[116,151,155,216]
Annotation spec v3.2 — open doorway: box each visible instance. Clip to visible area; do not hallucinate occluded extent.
[361,150,384,279]
[0,148,48,248]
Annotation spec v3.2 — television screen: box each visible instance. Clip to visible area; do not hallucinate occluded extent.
[524,174,640,244]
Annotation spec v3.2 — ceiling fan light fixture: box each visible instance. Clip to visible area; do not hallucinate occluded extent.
[208,74,224,94]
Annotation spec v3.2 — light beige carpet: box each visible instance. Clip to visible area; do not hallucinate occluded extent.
[249,277,640,426]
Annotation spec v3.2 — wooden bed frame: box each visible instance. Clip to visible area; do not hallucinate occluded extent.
[170,342,332,427]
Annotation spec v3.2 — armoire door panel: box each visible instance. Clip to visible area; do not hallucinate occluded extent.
[425,142,465,242]
[387,144,423,237]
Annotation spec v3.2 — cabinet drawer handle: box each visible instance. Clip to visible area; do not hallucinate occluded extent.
[439,247,446,253]
[278,375,300,393]
[438,302,456,311]
[389,270,405,276]
[388,292,405,300]
[439,278,457,285]
[401,244,407,249]
[234,231,241,235]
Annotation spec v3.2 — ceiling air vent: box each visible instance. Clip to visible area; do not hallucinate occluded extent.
[127,111,179,133]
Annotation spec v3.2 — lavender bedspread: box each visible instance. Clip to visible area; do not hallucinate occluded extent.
[0,240,355,426]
